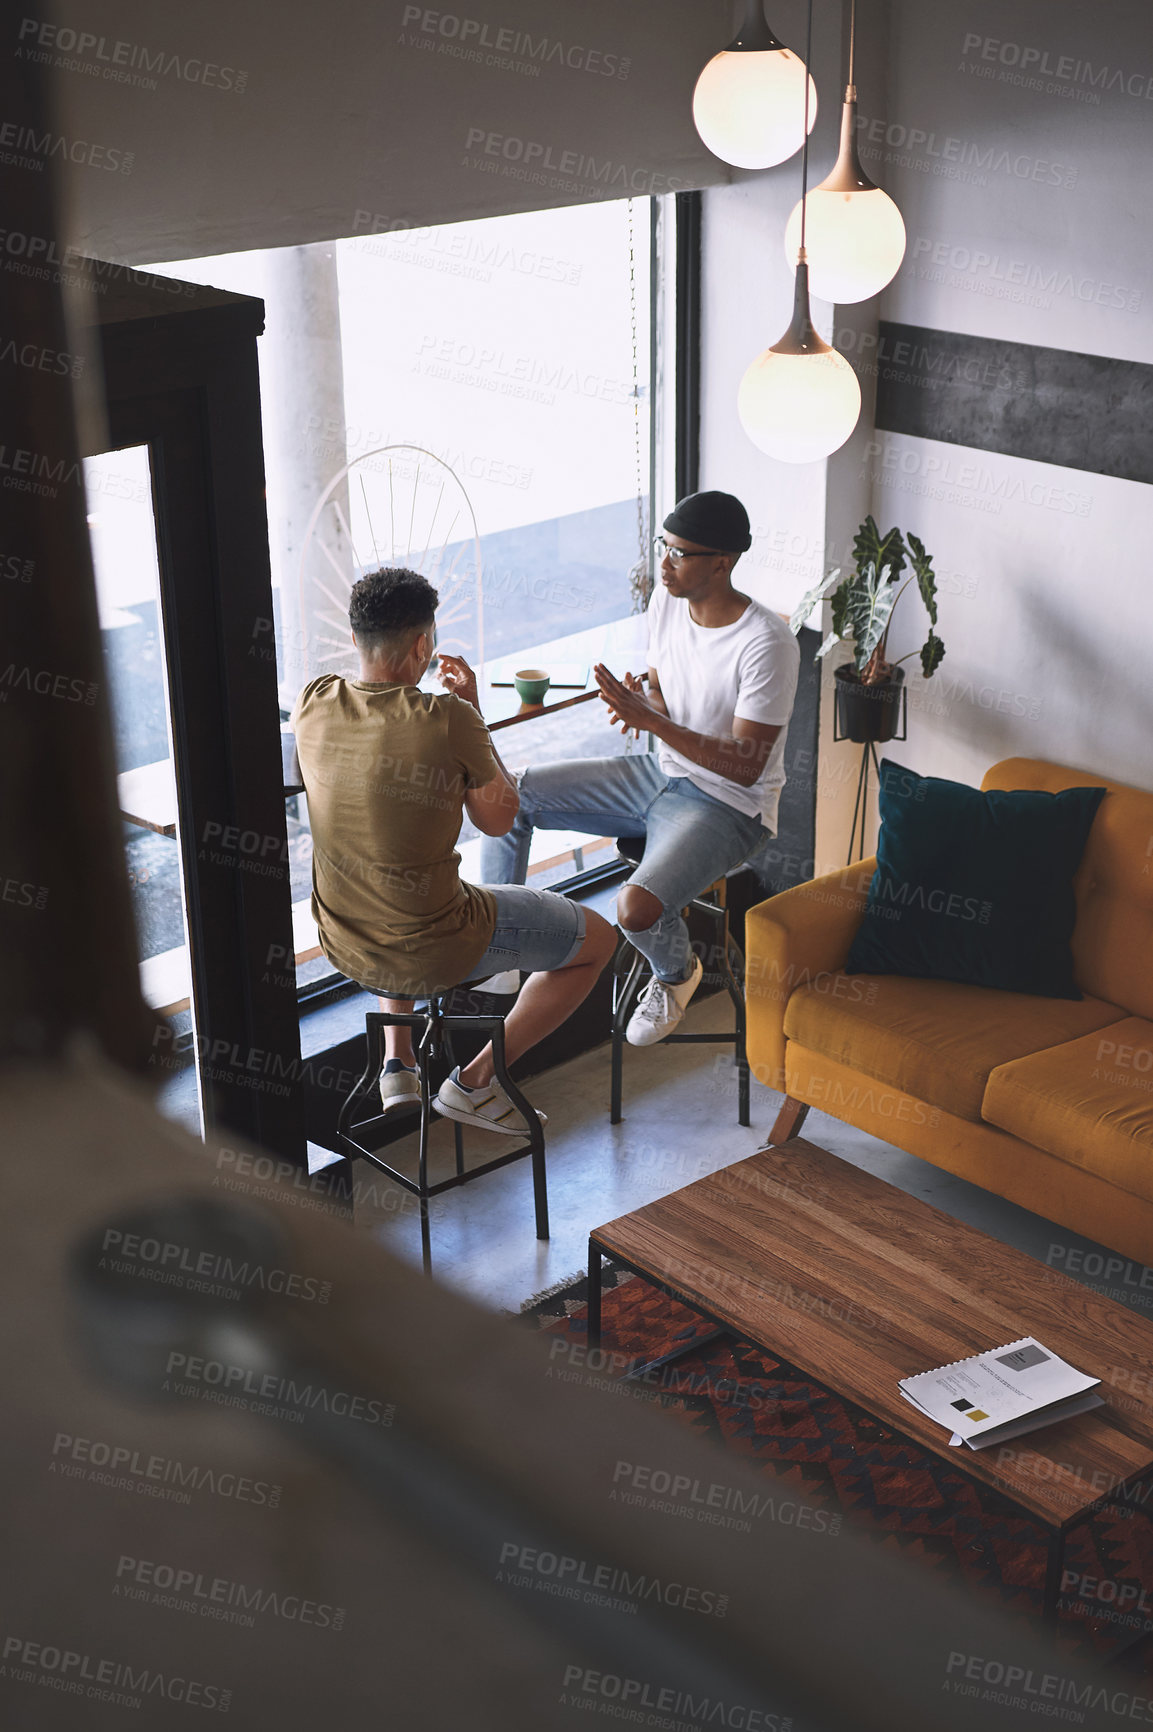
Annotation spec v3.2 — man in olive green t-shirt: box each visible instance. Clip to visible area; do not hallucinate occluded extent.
[292,568,614,1133]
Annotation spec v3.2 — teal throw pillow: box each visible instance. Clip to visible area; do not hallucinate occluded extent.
[844,761,1106,999]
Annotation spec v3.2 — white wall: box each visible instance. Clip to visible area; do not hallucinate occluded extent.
[699,0,877,873]
[873,0,1153,801]
[700,176,835,617]
[43,0,734,261]
[699,0,867,617]
[699,0,1153,872]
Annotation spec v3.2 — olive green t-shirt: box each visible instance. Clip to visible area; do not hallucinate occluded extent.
[291,676,498,997]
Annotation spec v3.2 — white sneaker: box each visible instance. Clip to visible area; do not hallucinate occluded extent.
[433,1067,547,1136]
[378,1064,422,1117]
[625,954,704,1046]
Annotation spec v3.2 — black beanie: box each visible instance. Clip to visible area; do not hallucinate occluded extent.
[663,490,751,553]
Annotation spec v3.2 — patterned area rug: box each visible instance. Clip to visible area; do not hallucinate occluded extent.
[522,1261,1153,1675]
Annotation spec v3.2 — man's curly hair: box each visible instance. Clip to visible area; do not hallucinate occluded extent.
[349,567,438,652]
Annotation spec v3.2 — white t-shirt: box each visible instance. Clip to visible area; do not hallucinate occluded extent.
[645,582,800,831]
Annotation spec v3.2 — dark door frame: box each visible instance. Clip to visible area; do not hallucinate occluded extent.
[84,273,305,1164]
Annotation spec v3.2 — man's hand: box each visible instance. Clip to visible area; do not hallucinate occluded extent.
[594,665,653,739]
[438,653,480,713]
[598,660,781,787]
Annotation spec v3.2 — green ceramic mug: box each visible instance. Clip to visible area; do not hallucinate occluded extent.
[514,668,551,705]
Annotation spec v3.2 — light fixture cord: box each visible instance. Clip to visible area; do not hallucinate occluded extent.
[848,0,856,89]
[799,0,815,253]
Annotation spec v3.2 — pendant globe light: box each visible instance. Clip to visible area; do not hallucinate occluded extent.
[782,0,906,301]
[692,0,817,170]
[738,0,862,463]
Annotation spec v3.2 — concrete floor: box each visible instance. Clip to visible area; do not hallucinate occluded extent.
[343,995,1152,1326]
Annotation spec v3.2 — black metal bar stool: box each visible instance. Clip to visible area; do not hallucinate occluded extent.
[609,837,750,1127]
[336,984,548,1275]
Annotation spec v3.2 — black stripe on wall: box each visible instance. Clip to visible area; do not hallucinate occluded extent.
[873,320,1153,485]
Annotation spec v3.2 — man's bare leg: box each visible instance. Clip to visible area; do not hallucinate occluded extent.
[379,998,416,1068]
[457,911,616,1089]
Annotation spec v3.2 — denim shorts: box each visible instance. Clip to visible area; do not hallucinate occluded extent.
[469,884,586,978]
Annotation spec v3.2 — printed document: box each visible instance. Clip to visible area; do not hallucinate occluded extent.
[899,1337,1102,1450]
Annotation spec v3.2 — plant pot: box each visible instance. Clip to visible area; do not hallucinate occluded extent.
[834,663,905,744]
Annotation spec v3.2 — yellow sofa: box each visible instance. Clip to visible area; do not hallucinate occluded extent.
[745,757,1153,1265]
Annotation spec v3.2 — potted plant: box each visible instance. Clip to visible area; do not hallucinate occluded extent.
[790,515,946,744]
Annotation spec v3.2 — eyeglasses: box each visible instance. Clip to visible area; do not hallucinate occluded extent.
[653,535,725,564]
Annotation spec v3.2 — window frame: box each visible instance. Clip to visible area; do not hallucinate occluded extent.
[293,193,676,1006]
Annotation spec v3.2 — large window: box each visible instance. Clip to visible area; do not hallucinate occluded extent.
[329,199,652,899]
[334,200,650,662]
[146,195,656,994]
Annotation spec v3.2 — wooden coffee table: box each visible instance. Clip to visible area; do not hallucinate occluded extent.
[588,1139,1153,1627]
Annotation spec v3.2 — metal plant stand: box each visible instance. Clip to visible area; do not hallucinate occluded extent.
[835,684,907,865]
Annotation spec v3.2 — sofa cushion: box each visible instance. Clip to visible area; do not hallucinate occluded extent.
[783,974,1124,1123]
[984,1017,1153,1204]
[982,759,1153,1022]
[845,759,1106,998]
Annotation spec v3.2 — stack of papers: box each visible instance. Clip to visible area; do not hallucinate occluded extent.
[899,1337,1102,1451]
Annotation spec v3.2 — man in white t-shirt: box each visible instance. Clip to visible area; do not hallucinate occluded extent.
[480,491,799,1045]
